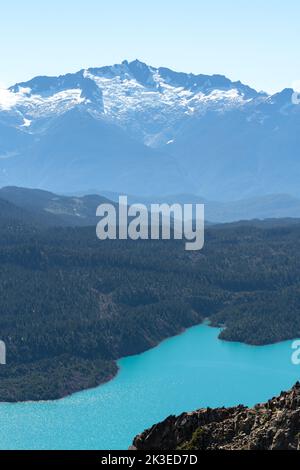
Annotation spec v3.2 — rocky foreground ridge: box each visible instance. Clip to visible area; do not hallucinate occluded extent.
[132,383,300,450]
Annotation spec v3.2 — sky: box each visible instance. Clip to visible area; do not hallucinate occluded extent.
[0,0,299,94]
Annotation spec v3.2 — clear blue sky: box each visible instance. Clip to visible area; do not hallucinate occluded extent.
[1,0,299,93]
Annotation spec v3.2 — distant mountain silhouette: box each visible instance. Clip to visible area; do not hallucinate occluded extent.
[1,186,300,225]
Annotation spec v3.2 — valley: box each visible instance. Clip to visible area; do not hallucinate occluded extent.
[1,189,300,401]
[1,0,299,455]
[0,324,298,450]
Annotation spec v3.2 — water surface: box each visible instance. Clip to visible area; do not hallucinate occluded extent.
[0,324,298,449]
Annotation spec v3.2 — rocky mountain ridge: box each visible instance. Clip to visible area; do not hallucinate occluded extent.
[132,383,300,450]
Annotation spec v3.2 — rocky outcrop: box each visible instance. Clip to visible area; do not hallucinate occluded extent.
[132,383,300,450]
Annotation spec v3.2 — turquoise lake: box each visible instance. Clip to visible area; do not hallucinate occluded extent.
[0,324,299,450]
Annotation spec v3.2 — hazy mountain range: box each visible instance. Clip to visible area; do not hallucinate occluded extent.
[0,59,299,204]
[1,186,300,225]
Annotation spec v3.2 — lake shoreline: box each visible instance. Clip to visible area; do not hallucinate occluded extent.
[1,322,198,404]
[2,318,298,405]
[0,323,298,450]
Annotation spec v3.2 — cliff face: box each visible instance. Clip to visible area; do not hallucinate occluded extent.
[132,383,300,450]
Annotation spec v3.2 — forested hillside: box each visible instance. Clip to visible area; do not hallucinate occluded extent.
[1,200,300,401]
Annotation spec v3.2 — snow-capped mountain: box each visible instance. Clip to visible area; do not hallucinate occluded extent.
[0,60,299,199]
[4,59,261,142]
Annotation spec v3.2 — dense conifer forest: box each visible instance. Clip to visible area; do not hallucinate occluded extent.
[0,196,300,401]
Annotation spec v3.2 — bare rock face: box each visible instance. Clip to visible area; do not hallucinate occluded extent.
[132,383,300,450]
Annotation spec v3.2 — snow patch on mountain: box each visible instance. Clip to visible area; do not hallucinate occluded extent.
[16,89,85,118]
[84,64,253,143]
[0,88,20,110]
[0,86,86,119]
[21,118,32,128]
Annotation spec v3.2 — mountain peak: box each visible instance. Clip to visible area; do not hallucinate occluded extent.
[126,59,156,87]
[9,60,261,100]
[129,58,148,67]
